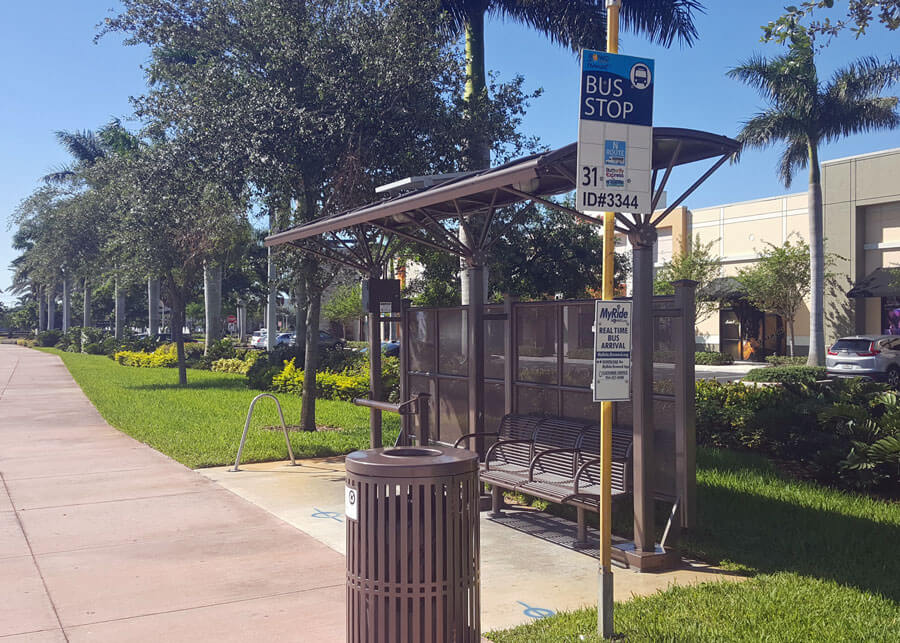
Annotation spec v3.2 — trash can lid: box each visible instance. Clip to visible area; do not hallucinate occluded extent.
[345,445,478,477]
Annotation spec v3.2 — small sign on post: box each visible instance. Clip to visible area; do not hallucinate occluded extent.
[577,49,655,214]
[592,301,633,402]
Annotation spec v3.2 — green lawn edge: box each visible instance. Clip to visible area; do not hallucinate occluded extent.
[41,349,398,468]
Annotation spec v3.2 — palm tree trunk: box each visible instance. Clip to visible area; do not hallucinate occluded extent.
[82,278,92,328]
[807,142,825,366]
[460,9,491,306]
[148,278,161,336]
[61,277,71,332]
[47,287,56,331]
[114,279,125,339]
[204,262,223,354]
[300,277,322,432]
[37,289,46,332]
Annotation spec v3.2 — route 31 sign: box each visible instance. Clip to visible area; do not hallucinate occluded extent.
[577,49,655,214]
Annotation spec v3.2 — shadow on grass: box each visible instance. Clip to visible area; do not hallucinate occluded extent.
[123,379,254,392]
[686,448,900,602]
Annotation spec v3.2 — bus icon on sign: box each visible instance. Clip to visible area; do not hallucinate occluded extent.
[631,63,651,89]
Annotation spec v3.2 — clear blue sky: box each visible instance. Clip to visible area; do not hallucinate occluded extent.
[1,1,897,304]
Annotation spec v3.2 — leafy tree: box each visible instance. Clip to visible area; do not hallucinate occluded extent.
[729,34,900,366]
[763,1,899,44]
[737,239,812,357]
[323,282,363,337]
[654,234,721,323]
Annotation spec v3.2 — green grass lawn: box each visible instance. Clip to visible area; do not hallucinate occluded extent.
[43,349,398,468]
[490,448,900,641]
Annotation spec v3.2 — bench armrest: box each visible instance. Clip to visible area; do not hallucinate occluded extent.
[528,448,578,481]
[453,432,500,449]
[574,456,628,493]
[484,439,534,471]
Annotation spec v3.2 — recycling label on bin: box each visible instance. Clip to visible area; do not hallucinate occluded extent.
[345,485,358,521]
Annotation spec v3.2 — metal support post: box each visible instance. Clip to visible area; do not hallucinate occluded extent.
[399,299,411,446]
[600,3,621,638]
[467,255,486,456]
[630,224,657,554]
[415,392,430,446]
[674,280,698,529]
[368,309,383,448]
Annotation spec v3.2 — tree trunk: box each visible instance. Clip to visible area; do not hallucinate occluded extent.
[47,287,56,331]
[204,262,223,354]
[807,142,825,366]
[788,318,796,357]
[38,289,46,332]
[300,277,322,432]
[148,278,160,336]
[114,279,125,339]
[294,278,307,341]
[169,282,188,386]
[61,277,71,332]
[82,278,92,328]
[266,211,278,351]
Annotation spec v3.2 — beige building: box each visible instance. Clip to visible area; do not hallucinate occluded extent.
[626,146,900,360]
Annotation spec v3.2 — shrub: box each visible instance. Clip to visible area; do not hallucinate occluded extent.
[83,342,103,355]
[695,351,734,366]
[211,351,259,375]
[766,355,807,366]
[114,343,178,368]
[36,330,62,347]
[743,365,828,385]
[206,338,237,361]
[270,356,400,402]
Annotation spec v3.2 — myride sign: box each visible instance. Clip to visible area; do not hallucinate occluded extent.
[577,49,654,214]
[592,301,633,402]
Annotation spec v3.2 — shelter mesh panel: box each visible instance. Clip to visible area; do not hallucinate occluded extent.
[438,378,468,444]
[408,310,435,373]
[562,303,594,387]
[438,309,467,375]
[517,305,557,384]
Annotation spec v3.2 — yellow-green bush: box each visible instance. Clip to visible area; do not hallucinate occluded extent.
[211,351,259,375]
[114,343,178,368]
[271,358,369,401]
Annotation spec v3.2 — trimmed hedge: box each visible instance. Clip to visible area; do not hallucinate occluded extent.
[695,351,734,366]
[765,355,807,366]
[114,344,178,368]
[211,351,259,375]
[743,365,828,384]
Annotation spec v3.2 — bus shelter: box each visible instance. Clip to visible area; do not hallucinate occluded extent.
[266,128,739,568]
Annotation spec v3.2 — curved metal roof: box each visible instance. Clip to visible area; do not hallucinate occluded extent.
[266,128,739,248]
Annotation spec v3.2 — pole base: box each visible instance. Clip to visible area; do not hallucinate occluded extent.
[599,565,614,639]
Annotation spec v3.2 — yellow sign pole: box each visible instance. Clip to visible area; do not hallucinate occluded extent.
[600,0,620,638]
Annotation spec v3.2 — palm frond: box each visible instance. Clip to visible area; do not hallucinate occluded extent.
[777,138,809,188]
[820,96,900,143]
[620,0,704,48]
[826,56,900,103]
[490,0,606,51]
[54,130,106,165]
[40,166,77,185]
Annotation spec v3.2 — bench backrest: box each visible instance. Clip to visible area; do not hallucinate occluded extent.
[577,424,633,492]
[491,414,543,469]
[530,417,590,479]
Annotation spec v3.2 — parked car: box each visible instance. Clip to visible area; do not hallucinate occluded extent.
[826,335,900,387]
[318,330,345,351]
[249,332,267,349]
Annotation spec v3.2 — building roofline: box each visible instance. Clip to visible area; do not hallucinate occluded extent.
[821,146,900,166]
[690,191,805,212]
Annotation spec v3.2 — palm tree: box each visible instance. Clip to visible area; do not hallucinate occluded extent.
[729,34,900,365]
[443,0,704,169]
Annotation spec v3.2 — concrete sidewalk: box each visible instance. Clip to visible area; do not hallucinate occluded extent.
[0,345,345,642]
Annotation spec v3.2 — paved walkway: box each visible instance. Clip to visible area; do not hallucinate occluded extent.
[0,346,345,642]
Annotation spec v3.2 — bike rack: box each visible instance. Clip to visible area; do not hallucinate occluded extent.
[230,393,297,472]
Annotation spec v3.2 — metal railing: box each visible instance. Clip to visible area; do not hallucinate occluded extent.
[230,393,297,472]
[353,392,431,448]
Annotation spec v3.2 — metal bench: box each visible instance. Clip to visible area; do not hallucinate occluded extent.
[455,413,633,546]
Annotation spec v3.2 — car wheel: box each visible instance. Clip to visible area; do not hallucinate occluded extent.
[888,367,900,390]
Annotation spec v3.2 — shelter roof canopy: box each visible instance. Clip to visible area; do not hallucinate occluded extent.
[265,128,739,248]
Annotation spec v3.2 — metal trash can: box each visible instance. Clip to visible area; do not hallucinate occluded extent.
[345,446,480,642]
